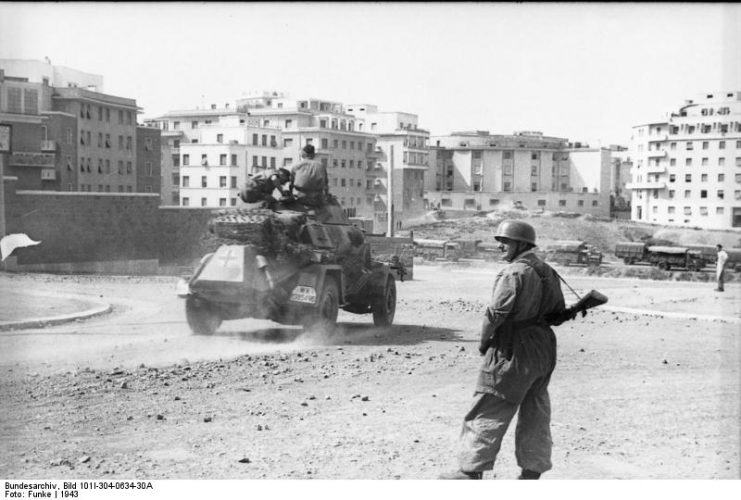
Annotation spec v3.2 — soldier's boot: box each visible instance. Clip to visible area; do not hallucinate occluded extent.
[438,470,483,480]
[517,469,541,480]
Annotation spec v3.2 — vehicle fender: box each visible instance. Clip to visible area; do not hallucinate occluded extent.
[293,264,345,305]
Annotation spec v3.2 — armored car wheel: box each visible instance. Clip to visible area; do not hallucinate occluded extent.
[186,296,222,335]
[302,277,339,333]
[372,277,396,327]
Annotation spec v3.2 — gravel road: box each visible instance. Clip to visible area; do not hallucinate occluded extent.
[0,265,739,479]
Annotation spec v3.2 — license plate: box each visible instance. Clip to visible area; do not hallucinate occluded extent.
[290,286,317,304]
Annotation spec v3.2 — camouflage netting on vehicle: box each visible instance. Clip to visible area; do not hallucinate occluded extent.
[206,208,308,257]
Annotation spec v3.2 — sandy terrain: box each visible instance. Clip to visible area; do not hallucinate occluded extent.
[0,264,739,479]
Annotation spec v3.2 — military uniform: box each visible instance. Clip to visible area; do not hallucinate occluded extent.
[457,250,565,475]
[291,158,328,207]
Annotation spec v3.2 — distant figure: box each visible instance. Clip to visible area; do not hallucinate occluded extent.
[715,244,729,292]
[290,144,328,207]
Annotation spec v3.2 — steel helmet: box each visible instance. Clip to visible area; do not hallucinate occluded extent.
[494,220,536,245]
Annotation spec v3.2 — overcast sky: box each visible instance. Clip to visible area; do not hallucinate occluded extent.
[1,2,739,146]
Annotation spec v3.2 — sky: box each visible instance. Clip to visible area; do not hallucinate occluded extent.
[1,2,739,147]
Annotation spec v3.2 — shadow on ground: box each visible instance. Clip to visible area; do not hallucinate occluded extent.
[216,322,468,347]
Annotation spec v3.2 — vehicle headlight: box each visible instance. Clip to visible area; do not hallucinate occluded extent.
[175,278,191,297]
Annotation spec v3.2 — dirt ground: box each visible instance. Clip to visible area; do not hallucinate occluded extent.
[0,264,739,480]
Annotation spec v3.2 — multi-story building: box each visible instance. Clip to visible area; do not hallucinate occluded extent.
[345,104,429,231]
[0,59,159,194]
[425,131,610,216]
[609,145,633,211]
[630,91,741,229]
[148,104,283,207]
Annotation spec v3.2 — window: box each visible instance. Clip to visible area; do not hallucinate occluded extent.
[592,200,598,206]
[577,200,584,207]
[201,198,207,207]
[718,190,724,199]
[146,161,153,176]
[670,142,676,150]
[686,142,693,150]
[701,174,708,182]
[669,174,676,183]
[684,207,691,216]
[702,141,709,150]
[668,206,676,214]
[503,182,512,192]
[341,160,346,169]
[126,161,132,174]
[219,176,227,188]
[231,154,237,166]
[201,176,207,188]
[701,190,708,198]
[503,151,513,160]
[182,197,190,206]
[217,134,223,144]
[261,135,267,146]
[684,190,691,198]
[321,138,328,149]
[252,134,258,146]
[191,121,199,129]
[219,198,227,207]
[332,178,338,187]
[686,158,692,166]
[283,158,293,167]
[220,154,227,166]
[702,158,708,166]
[118,135,123,150]
[719,157,726,166]
[558,200,566,206]
[685,174,692,182]
[341,178,346,187]
[670,158,676,167]
[717,207,724,215]
[285,119,292,129]
[342,140,347,149]
[261,156,267,168]
[736,157,741,167]
[719,174,725,182]
[183,154,190,166]
[669,190,675,198]
[183,176,191,188]
[117,160,124,174]
[252,155,258,167]
[201,154,208,166]
[719,141,726,150]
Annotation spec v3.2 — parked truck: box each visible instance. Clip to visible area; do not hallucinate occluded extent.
[646,245,706,271]
[544,240,603,266]
[615,241,650,265]
[413,239,462,261]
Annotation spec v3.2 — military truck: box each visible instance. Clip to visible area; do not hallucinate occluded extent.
[646,245,705,271]
[544,240,603,266]
[413,239,462,261]
[615,241,649,265]
[177,205,397,335]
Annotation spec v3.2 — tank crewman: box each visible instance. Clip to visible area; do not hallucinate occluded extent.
[715,244,729,292]
[290,144,329,207]
[239,168,292,204]
[439,220,566,480]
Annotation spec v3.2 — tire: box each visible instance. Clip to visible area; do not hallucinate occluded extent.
[302,277,339,333]
[623,257,631,265]
[186,296,222,335]
[657,261,668,271]
[372,277,396,327]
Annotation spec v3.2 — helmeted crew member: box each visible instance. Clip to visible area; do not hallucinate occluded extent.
[440,220,566,480]
[239,168,292,204]
[715,244,729,292]
[290,144,328,207]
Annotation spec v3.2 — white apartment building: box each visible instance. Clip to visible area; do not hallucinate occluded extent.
[630,91,741,229]
[0,58,104,92]
[149,105,282,207]
[345,104,430,231]
[425,131,611,216]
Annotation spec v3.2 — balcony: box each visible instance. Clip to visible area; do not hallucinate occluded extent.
[645,165,666,174]
[40,140,56,152]
[647,135,668,143]
[647,150,666,158]
[626,181,667,190]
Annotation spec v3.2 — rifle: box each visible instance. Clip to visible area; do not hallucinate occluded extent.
[544,289,608,326]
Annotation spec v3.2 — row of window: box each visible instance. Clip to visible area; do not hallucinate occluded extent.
[79,104,134,125]
[655,156,741,167]
[67,184,148,193]
[667,122,740,135]
[667,173,741,183]
[438,198,599,208]
[653,206,727,216]
[79,131,134,151]
[74,157,134,175]
[181,176,238,188]
[5,87,38,115]
[666,189,728,200]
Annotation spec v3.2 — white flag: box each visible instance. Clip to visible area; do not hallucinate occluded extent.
[1,233,41,261]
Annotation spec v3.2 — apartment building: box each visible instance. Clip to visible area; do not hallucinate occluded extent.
[236,92,378,219]
[425,131,610,216]
[345,104,429,231]
[149,105,283,207]
[0,59,159,194]
[630,91,741,229]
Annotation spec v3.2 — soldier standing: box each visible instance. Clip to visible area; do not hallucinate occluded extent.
[715,244,729,292]
[440,220,566,480]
